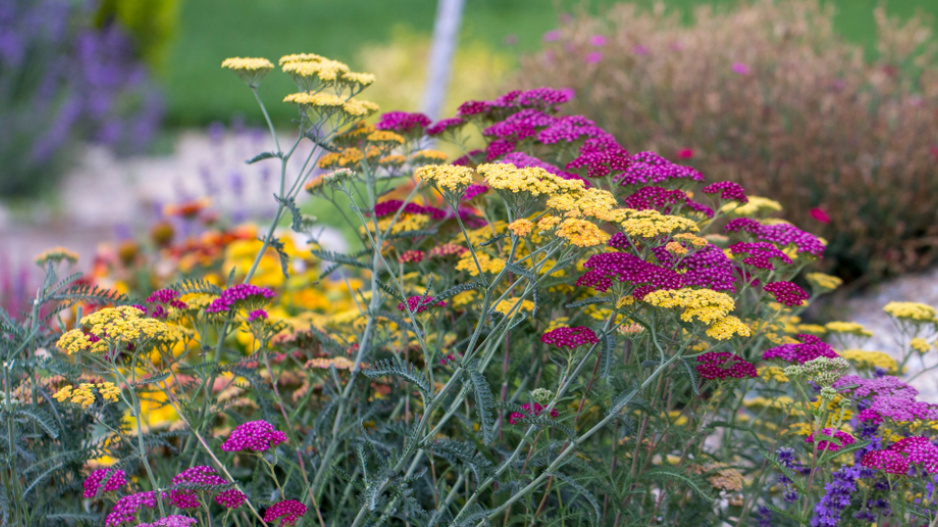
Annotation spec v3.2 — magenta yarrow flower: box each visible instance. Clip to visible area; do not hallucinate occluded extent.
[83,468,127,499]
[399,250,425,264]
[695,352,757,381]
[264,499,308,527]
[398,295,446,314]
[676,148,694,159]
[221,420,287,452]
[763,281,809,307]
[729,242,793,270]
[732,62,751,75]
[372,200,446,220]
[615,151,704,186]
[167,466,230,509]
[725,218,825,257]
[577,251,683,298]
[585,51,603,63]
[623,186,713,218]
[374,111,431,135]
[205,284,275,314]
[566,137,630,178]
[541,326,599,349]
[246,309,268,322]
[425,117,466,137]
[484,138,516,161]
[105,491,157,526]
[510,402,558,425]
[451,149,483,167]
[833,375,917,399]
[214,488,248,509]
[805,428,856,452]
[702,181,748,203]
[651,244,737,293]
[589,34,607,46]
[809,207,831,224]
[863,436,938,475]
[136,515,198,527]
[861,450,909,475]
[762,334,838,364]
[462,184,489,201]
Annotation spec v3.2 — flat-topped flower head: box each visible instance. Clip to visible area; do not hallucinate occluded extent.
[136,516,198,527]
[205,284,275,314]
[365,130,405,149]
[763,281,809,307]
[577,252,683,295]
[281,58,349,90]
[83,468,127,499]
[215,488,247,509]
[426,117,467,137]
[508,219,534,237]
[642,288,736,325]
[725,218,825,257]
[278,53,328,65]
[264,499,307,527]
[825,321,872,337]
[34,246,79,266]
[555,218,609,248]
[410,149,449,166]
[762,334,838,364]
[702,181,748,203]
[705,316,751,340]
[375,111,431,135]
[221,420,287,452]
[416,164,474,194]
[222,57,274,87]
[541,326,599,349]
[168,466,230,509]
[398,295,446,314]
[805,272,842,292]
[54,382,120,408]
[729,242,792,270]
[695,351,757,380]
[883,301,937,323]
[478,162,583,198]
[105,491,157,526]
[617,209,699,239]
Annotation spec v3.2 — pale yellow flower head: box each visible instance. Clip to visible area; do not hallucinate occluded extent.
[884,302,937,323]
[643,288,736,325]
[221,57,274,87]
[555,218,609,248]
[34,246,79,266]
[416,164,474,194]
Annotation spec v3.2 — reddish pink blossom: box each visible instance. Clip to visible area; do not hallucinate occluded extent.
[695,352,757,381]
[763,281,809,307]
[264,500,307,527]
[805,428,856,452]
[541,326,599,349]
[83,468,127,499]
[861,450,910,475]
[732,62,751,75]
[676,148,694,159]
[221,420,287,452]
[397,295,446,314]
[809,208,831,224]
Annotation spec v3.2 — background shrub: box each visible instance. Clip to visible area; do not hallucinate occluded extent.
[517,0,938,286]
[0,0,162,198]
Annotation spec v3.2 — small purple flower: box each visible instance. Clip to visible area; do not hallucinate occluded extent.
[215,488,247,509]
[206,284,276,314]
[633,44,650,56]
[543,30,561,42]
[247,309,268,321]
[264,499,307,527]
[83,468,127,499]
[136,516,198,527]
[589,35,607,46]
[105,491,157,526]
[585,51,603,64]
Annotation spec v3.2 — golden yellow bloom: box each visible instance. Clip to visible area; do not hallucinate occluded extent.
[411,150,449,164]
[673,233,709,247]
[416,164,474,193]
[616,295,635,309]
[278,53,328,65]
[537,215,561,231]
[665,241,688,255]
[618,209,699,238]
[493,297,535,316]
[340,71,376,88]
[54,383,118,409]
[884,302,938,323]
[840,349,898,374]
[642,288,736,325]
[56,329,106,355]
[81,306,169,343]
[221,57,274,72]
[319,148,365,169]
[34,247,79,266]
[378,154,406,167]
[342,98,380,118]
[97,382,121,403]
[825,321,873,337]
[759,366,789,383]
[284,91,345,108]
[805,272,842,292]
[366,131,405,146]
[706,316,752,340]
[455,252,505,276]
[555,218,609,248]
[911,338,932,354]
[720,196,782,217]
[451,291,480,309]
[281,58,349,82]
[508,219,534,237]
[709,467,744,492]
[478,163,583,197]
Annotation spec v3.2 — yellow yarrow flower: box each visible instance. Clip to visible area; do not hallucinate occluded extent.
[493,297,535,316]
[34,246,79,266]
[56,329,107,355]
[340,71,375,88]
[720,196,782,217]
[411,150,449,164]
[642,288,736,324]
[278,53,328,65]
[665,241,688,255]
[825,321,873,337]
[53,382,120,409]
[342,98,380,118]
[673,233,708,247]
[706,316,751,340]
[555,218,609,248]
[759,366,789,383]
[478,163,583,197]
[221,57,274,87]
[840,349,898,374]
[284,91,345,108]
[508,219,534,237]
[456,252,505,276]
[911,338,932,354]
[537,215,561,231]
[282,58,349,82]
[884,302,938,323]
[366,130,405,147]
[806,273,842,292]
[416,164,474,194]
[617,209,699,239]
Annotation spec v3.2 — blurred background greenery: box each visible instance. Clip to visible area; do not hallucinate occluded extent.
[163,0,938,127]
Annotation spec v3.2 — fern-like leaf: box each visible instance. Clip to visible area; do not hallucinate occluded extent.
[566,296,612,309]
[468,363,496,445]
[363,359,433,397]
[550,471,601,525]
[310,248,371,270]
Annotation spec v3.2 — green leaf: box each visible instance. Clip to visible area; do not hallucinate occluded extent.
[374,279,405,303]
[310,248,371,270]
[245,151,279,164]
[566,296,613,309]
[261,235,291,278]
[468,362,497,445]
[435,281,482,302]
[640,469,712,503]
[550,471,601,525]
[363,359,433,398]
[517,415,577,441]
[480,234,509,247]
[504,262,536,281]
[274,194,314,234]
[600,333,616,380]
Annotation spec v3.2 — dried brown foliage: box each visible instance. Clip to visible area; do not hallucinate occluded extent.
[517,0,938,286]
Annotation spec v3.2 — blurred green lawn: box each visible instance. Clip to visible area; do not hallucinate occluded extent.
[164,0,938,128]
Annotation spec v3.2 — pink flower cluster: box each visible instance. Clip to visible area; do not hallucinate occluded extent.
[426,117,466,137]
[373,199,446,220]
[577,251,683,297]
[835,375,938,423]
[862,437,938,475]
[247,309,268,321]
[762,334,838,364]
[805,428,856,452]
[728,242,793,270]
[623,186,713,218]
[145,288,187,318]
[509,402,559,424]
[566,137,631,178]
[833,375,917,399]
[540,326,599,349]
[615,151,704,186]
[537,115,609,145]
[205,284,275,314]
[484,109,555,140]
[763,281,809,307]
[397,295,446,314]
[375,111,431,135]
[458,88,574,119]
[701,181,748,203]
[83,468,127,499]
[695,352,757,381]
[263,499,308,527]
[220,420,287,452]
[215,488,248,509]
[167,466,236,509]
[463,183,489,201]
[136,516,197,527]
[105,491,156,526]
[399,250,425,264]
[651,244,737,293]
[725,218,825,257]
